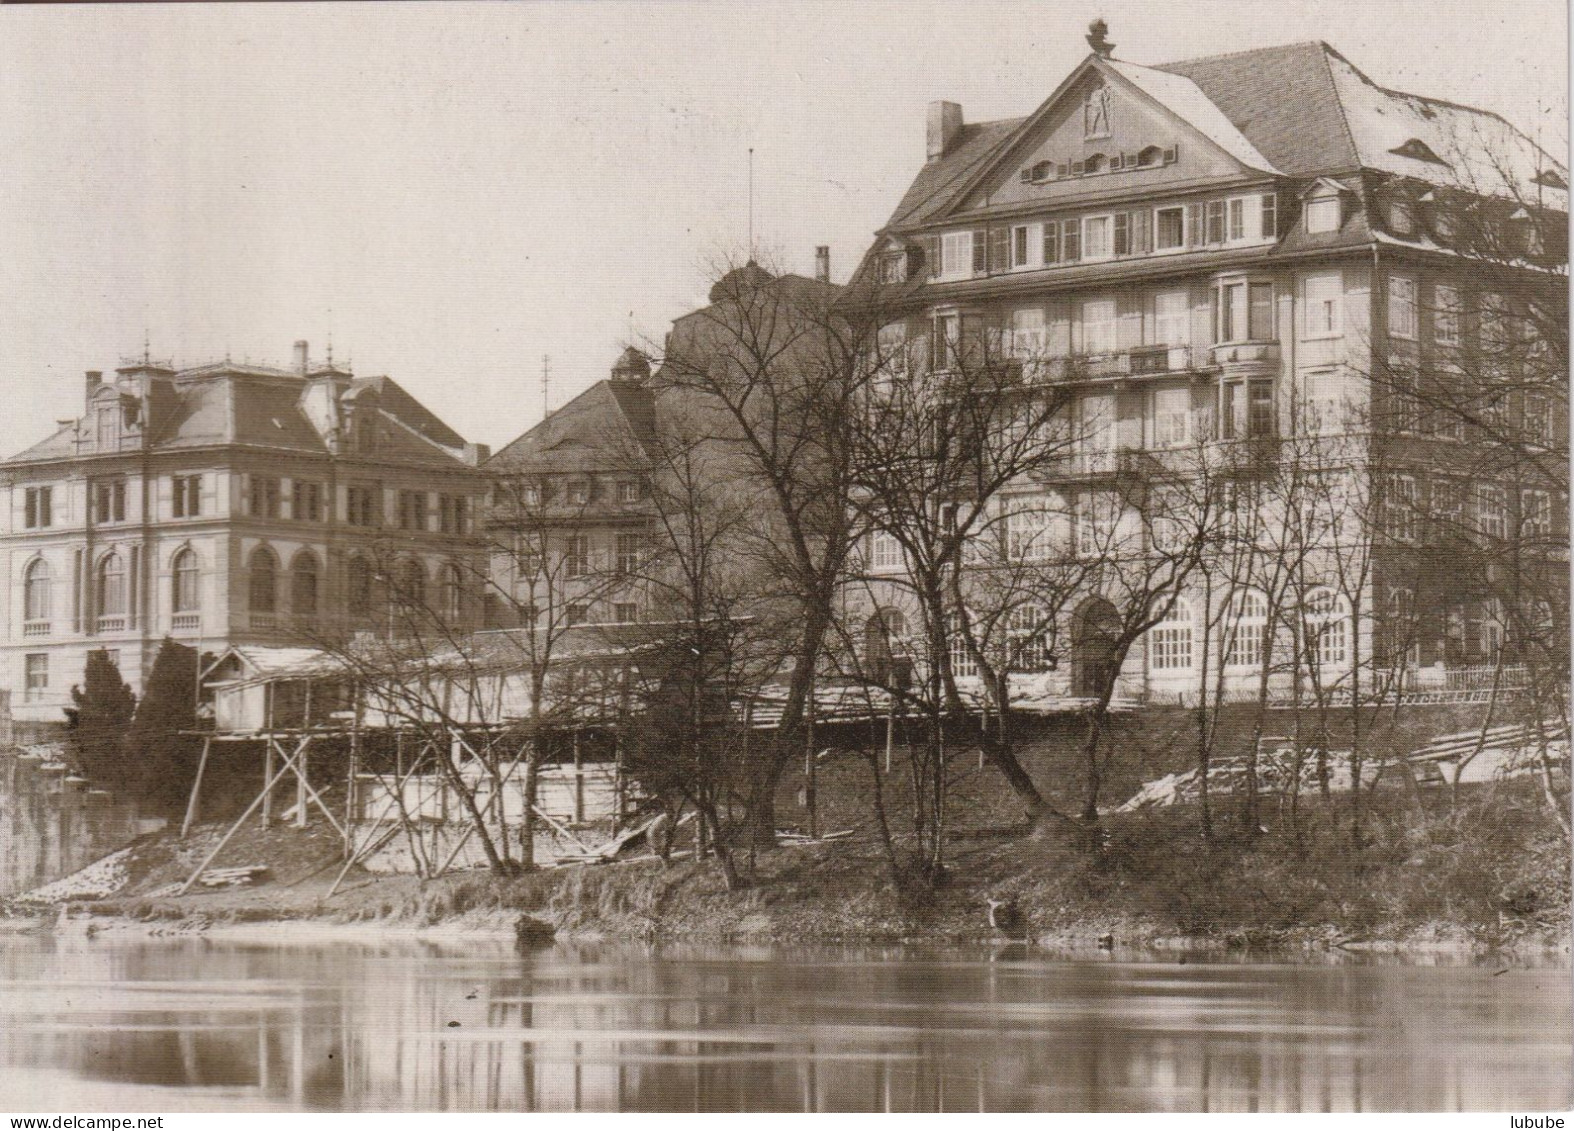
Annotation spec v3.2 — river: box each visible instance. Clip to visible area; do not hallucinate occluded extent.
[0,935,1565,1112]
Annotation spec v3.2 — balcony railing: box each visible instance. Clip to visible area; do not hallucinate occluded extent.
[22,621,49,638]
[1022,345,1206,384]
[171,613,201,633]
[249,612,277,631]
[95,616,126,633]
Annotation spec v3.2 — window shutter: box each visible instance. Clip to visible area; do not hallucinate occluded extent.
[1261,193,1278,240]
[1113,212,1129,256]
[923,235,940,279]
[971,228,987,275]
[989,226,1009,273]
[1186,204,1204,247]
[1043,221,1060,264]
[239,473,251,516]
[1133,209,1152,255]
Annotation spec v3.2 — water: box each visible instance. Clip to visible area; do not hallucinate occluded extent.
[0,936,1565,1112]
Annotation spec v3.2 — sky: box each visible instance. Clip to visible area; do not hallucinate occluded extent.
[0,0,1565,458]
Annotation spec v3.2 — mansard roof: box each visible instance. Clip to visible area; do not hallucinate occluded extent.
[4,362,475,468]
[882,40,1563,236]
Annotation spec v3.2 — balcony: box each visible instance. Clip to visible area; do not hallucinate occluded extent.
[172,613,201,634]
[1024,345,1207,385]
[22,621,49,638]
[1211,340,1280,375]
[95,616,126,633]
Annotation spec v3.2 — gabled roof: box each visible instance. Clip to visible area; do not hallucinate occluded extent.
[880,39,1563,237]
[487,378,656,475]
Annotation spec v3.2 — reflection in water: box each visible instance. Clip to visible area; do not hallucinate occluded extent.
[0,938,1566,1112]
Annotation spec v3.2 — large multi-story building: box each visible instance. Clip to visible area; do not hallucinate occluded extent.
[851,30,1567,707]
[0,342,489,722]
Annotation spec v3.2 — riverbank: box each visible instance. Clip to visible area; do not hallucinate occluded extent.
[6,781,1568,963]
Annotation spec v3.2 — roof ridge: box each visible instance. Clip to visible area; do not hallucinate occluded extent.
[1153,39,1327,72]
[1319,41,1515,124]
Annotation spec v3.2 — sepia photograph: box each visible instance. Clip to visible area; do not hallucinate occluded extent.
[0,0,1567,1116]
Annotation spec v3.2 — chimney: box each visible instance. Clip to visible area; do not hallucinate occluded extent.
[293,340,309,375]
[814,245,830,283]
[84,370,102,403]
[927,101,963,163]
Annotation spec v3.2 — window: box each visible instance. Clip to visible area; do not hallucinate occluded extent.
[940,231,973,277]
[933,312,961,370]
[616,532,644,574]
[1228,198,1246,241]
[947,612,977,678]
[1524,394,1557,446]
[96,409,118,452]
[1205,200,1225,244]
[23,559,51,626]
[248,547,278,615]
[1010,224,1033,269]
[1261,193,1278,240]
[93,478,127,524]
[1476,484,1507,539]
[347,557,373,617]
[1249,283,1274,341]
[1388,276,1418,340]
[1386,475,1419,542]
[565,603,590,627]
[171,475,201,518]
[1003,502,1051,561]
[1303,588,1349,670]
[1042,221,1061,264]
[614,602,639,624]
[522,484,542,507]
[569,481,591,506]
[346,484,379,527]
[1302,273,1343,337]
[246,476,281,520]
[1224,590,1267,668]
[1008,605,1050,672]
[1081,298,1117,355]
[172,549,199,615]
[398,490,426,531]
[96,551,127,622]
[1079,394,1117,467]
[1149,598,1194,671]
[1388,198,1415,235]
[514,534,544,577]
[24,486,52,529]
[617,480,640,504]
[397,559,426,610]
[1155,207,1185,251]
[1154,290,1189,346]
[1154,387,1191,448]
[1010,307,1045,359]
[1221,379,1276,440]
[290,552,319,617]
[24,654,48,703]
[438,494,468,534]
[1083,215,1112,261]
[869,528,902,571]
[1061,218,1081,262]
[1214,280,1274,344]
[1434,284,1461,346]
[1522,490,1553,540]
[564,534,590,578]
[441,564,465,622]
[1076,491,1118,558]
[1305,194,1341,234]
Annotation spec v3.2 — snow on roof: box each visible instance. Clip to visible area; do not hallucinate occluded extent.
[1323,49,1567,208]
[205,645,342,684]
[1105,59,1281,175]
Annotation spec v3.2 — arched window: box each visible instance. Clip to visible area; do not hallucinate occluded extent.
[1150,597,1194,671]
[1223,589,1268,668]
[347,556,373,617]
[397,559,426,610]
[1303,587,1349,670]
[440,562,464,623]
[172,549,199,613]
[291,551,320,618]
[248,547,278,614]
[96,551,126,620]
[23,559,51,625]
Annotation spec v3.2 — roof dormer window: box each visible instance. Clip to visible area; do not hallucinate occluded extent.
[1305,193,1342,235]
[1388,197,1415,236]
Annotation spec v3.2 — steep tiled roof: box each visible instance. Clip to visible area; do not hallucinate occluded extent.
[487,379,656,475]
[883,118,1025,229]
[1156,42,1359,178]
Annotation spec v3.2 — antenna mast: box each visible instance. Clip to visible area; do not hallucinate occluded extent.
[541,354,551,422]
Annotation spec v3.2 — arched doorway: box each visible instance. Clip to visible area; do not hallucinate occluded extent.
[1071,597,1121,698]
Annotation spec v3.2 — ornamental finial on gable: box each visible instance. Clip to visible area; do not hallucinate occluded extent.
[1086,18,1115,58]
